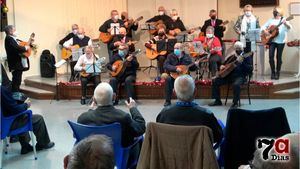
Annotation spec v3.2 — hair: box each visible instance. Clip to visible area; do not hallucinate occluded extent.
[206,26,215,33]
[243,4,253,12]
[72,24,79,29]
[67,134,114,169]
[110,10,118,16]
[252,133,299,169]
[210,9,216,13]
[234,41,244,49]
[171,9,178,15]
[84,46,94,53]
[158,6,165,11]
[174,75,195,102]
[174,43,183,50]
[4,25,14,35]
[93,82,113,106]
[274,7,284,16]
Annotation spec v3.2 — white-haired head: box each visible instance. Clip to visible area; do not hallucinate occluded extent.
[93,82,113,106]
[174,42,183,50]
[174,75,195,102]
[234,41,244,50]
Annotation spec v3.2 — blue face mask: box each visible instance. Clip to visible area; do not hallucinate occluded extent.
[174,49,181,56]
[118,50,126,57]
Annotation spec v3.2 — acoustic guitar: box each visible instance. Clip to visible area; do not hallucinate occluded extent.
[61,45,80,60]
[168,26,202,37]
[261,16,294,45]
[145,44,167,60]
[126,16,144,29]
[147,20,164,35]
[80,57,105,77]
[110,49,141,78]
[99,32,113,43]
[217,52,253,78]
[19,33,35,58]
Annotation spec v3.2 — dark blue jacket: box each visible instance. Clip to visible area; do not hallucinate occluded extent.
[224,53,253,78]
[163,53,197,73]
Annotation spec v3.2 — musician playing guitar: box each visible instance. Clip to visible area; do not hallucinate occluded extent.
[59,24,79,46]
[145,27,169,81]
[63,27,92,82]
[163,43,199,106]
[121,11,139,39]
[74,46,101,105]
[167,9,187,37]
[107,44,139,105]
[146,6,172,34]
[109,27,135,56]
[261,7,292,80]
[99,10,124,62]
[209,41,253,108]
[4,25,31,92]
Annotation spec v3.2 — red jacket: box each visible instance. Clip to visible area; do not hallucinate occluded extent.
[194,36,222,57]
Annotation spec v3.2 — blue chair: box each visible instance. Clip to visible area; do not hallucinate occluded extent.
[67,120,143,169]
[0,109,37,169]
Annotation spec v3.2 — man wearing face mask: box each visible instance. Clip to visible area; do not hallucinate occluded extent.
[145,27,169,81]
[74,46,101,105]
[209,41,253,108]
[121,11,139,39]
[63,27,92,82]
[109,27,135,56]
[167,9,186,37]
[201,9,226,54]
[107,44,139,105]
[4,25,30,92]
[234,4,260,53]
[261,7,292,80]
[194,26,222,77]
[99,10,125,62]
[59,24,79,46]
[163,43,199,106]
[146,6,172,29]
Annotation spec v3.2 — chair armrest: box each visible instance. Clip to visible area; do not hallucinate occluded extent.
[123,135,144,151]
[213,119,225,150]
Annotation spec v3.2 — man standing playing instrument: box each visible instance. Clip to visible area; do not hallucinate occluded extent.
[234,4,260,53]
[109,27,135,56]
[59,24,79,46]
[163,43,199,106]
[209,41,253,108]
[167,9,186,37]
[121,11,139,39]
[74,46,101,105]
[107,44,139,105]
[63,27,92,82]
[99,10,124,62]
[261,7,292,80]
[4,25,30,92]
[146,6,172,28]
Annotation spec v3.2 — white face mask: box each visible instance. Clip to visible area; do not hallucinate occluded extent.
[12,31,18,37]
[206,33,214,39]
[78,34,84,39]
[172,15,178,20]
[114,15,119,20]
[72,29,78,35]
[245,11,252,17]
[159,11,164,16]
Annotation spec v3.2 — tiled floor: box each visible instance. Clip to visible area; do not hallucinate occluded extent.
[2,98,300,169]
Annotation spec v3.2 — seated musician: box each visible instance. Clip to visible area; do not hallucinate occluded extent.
[74,46,101,105]
[194,26,222,77]
[99,10,124,61]
[59,24,79,46]
[145,26,169,81]
[121,11,139,39]
[163,43,199,106]
[107,44,139,105]
[209,41,253,108]
[63,27,92,82]
[109,27,135,56]
[167,9,186,37]
[146,6,172,29]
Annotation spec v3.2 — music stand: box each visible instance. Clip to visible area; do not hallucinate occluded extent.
[51,59,67,103]
[248,28,261,79]
[142,23,158,73]
[157,39,177,53]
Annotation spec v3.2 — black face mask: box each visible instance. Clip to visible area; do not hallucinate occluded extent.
[121,15,126,20]
[158,32,165,37]
[119,34,125,38]
[273,11,279,17]
[236,50,243,55]
[211,15,216,20]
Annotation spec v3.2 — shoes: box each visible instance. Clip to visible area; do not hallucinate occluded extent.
[271,72,276,80]
[230,102,239,108]
[36,142,55,151]
[208,100,222,106]
[21,144,33,155]
[69,76,75,82]
[164,101,171,107]
[275,72,280,80]
[80,98,86,105]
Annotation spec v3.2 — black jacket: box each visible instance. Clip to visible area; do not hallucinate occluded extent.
[4,35,27,71]
[77,105,145,147]
[156,102,223,143]
[223,53,253,78]
[164,53,197,73]
[167,18,186,32]
[201,19,226,41]
[99,19,125,33]
[59,32,76,46]
[109,35,135,53]
[146,14,172,28]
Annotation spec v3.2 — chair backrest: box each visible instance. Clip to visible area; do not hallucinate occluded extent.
[67,121,124,168]
[223,107,291,169]
[1,109,33,140]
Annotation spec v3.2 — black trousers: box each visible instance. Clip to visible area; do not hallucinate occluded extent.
[269,42,285,73]
[212,75,246,104]
[11,69,23,92]
[209,54,222,76]
[110,75,136,100]
[70,61,77,80]
[165,76,175,102]
[11,114,51,147]
[107,43,114,62]
[81,75,101,98]
[157,55,166,75]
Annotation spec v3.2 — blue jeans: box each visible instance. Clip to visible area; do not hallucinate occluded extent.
[269,42,285,73]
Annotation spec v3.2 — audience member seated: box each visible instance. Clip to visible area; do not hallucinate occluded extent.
[1,86,55,154]
[238,133,299,169]
[77,82,146,165]
[156,75,223,143]
[64,134,114,169]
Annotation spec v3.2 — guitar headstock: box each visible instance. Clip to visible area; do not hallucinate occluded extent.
[222,20,229,25]
[136,16,143,22]
[30,32,35,39]
[286,15,294,21]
